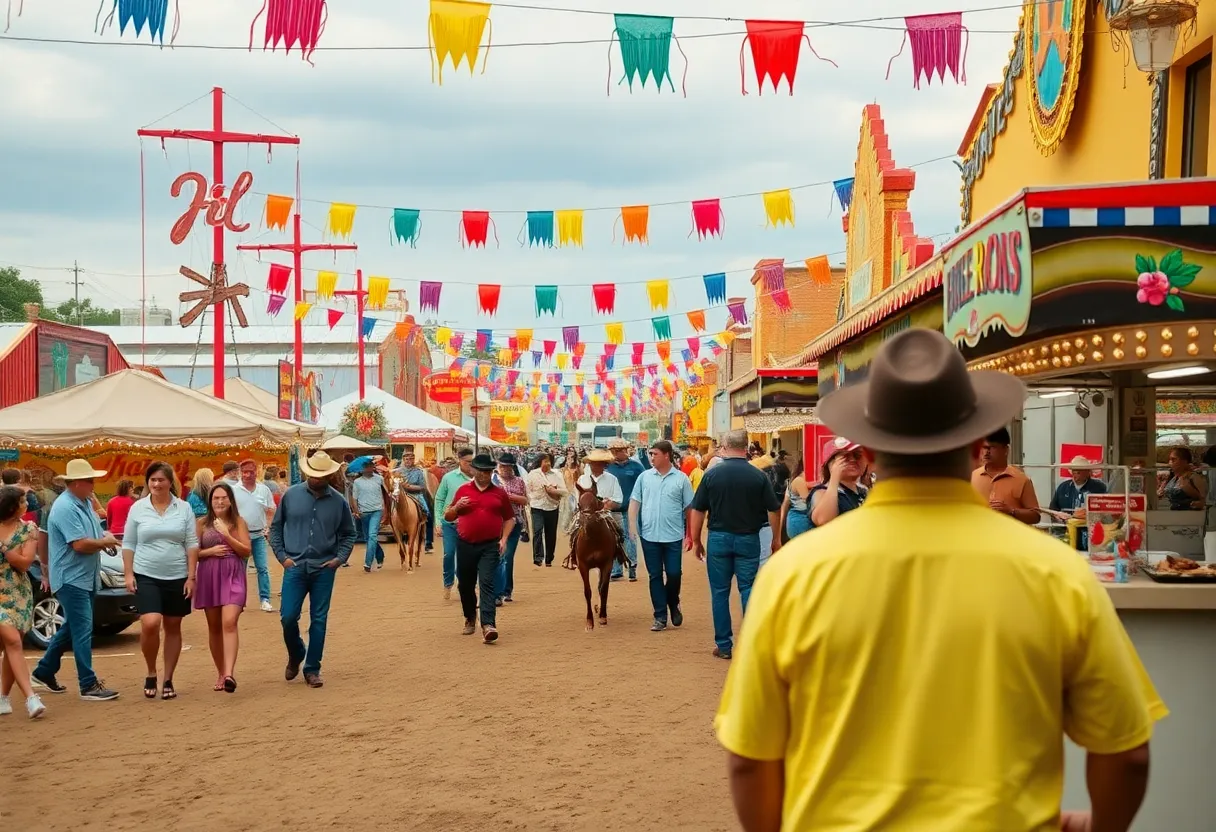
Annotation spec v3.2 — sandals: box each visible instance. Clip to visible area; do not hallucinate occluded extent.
[143,676,158,699]
[222,676,237,694]
[161,680,177,700]
[213,677,225,692]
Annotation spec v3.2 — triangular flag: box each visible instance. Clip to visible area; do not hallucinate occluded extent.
[690,199,723,240]
[367,276,390,310]
[686,309,706,332]
[806,255,832,284]
[327,308,343,329]
[762,189,795,227]
[428,0,492,84]
[592,283,616,314]
[555,209,584,247]
[267,263,291,294]
[535,285,558,316]
[618,205,649,244]
[516,329,533,351]
[315,270,338,300]
[703,272,726,305]
[267,293,287,316]
[293,302,313,321]
[327,203,356,238]
[646,279,669,311]
[420,281,442,313]
[652,316,671,341]
[605,322,624,345]
[391,208,422,247]
[477,284,501,315]
[265,194,293,231]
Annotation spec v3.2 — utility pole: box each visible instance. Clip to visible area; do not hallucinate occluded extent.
[71,261,82,325]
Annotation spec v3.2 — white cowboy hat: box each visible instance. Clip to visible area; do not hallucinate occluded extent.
[300,451,342,478]
[583,449,613,463]
[1069,455,1096,465]
[63,458,108,481]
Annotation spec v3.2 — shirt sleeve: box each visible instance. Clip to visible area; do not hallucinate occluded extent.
[690,476,710,512]
[500,491,514,522]
[182,503,200,551]
[120,504,140,550]
[714,564,790,761]
[1049,482,1064,512]
[680,475,694,509]
[763,477,781,512]
[1019,476,1041,512]
[1063,574,1168,754]
[630,473,646,505]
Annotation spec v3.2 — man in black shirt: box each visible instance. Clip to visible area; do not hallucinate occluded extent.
[689,429,781,660]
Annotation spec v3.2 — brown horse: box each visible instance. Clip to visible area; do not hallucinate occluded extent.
[381,470,425,571]
[566,481,629,630]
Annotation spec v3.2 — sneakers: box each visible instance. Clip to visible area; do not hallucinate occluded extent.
[260,600,274,613]
[670,605,684,628]
[0,694,10,715]
[80,681,120,701]
[26,694,46,719]
[650,619,667,632]
[462,619,475,636]
[444,585,452,601]
[495,597,503,607]
[31,670,66,694]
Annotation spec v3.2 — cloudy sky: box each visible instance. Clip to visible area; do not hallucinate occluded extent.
[0,0,1023,359]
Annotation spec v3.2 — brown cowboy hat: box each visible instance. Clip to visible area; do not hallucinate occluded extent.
[817,328,1025,455]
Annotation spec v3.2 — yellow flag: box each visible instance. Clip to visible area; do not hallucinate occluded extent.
[604,322,624,345]
[315,270,338,300]
[516,328,533,351]
[575,371,585,386]
[367,276,390,310]
[436,326,452,347]
[762,189,795,228]
[646,279,669,311]
[429,0,492,85]
[293,302,313,321]
[556,209,584,248]
[498,348,512,365]
[719,329,736,345]
[556,353,569,370]
[327,203,357,238]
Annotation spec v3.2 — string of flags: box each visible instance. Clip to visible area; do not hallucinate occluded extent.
[25,2,974,93]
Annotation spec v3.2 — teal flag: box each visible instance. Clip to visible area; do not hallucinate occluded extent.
[526,211,555,247]
[391,208,421,247]
[652,315,671,341]
[613,14,676,92]
[535,285,559,316]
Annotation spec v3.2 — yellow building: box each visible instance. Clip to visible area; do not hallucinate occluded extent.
[960,0,1212,224]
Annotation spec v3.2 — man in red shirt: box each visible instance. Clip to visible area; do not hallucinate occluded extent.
[444,453,516,644]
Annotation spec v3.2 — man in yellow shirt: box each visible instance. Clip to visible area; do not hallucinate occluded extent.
[715,328,1166,832]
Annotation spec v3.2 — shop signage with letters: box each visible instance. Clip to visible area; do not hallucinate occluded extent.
[944,199,1032,347]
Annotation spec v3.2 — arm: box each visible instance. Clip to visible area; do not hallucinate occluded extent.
[778,491,790,536]
[120,508,139,588]
[435,476,453,521]
[689,509,707,559]
[727,756,784,832]
[628,497,641,540]
[37,528,48,590]
[227,519,252,557]
[767,511,782,552]
[4,531,37,572]
[268,491,287,564]
[1049,483,1063,513]
[1011,479,1042,525]
[1085,744,1151,832]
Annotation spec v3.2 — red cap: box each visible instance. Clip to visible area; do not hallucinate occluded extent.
[821,436,860,464]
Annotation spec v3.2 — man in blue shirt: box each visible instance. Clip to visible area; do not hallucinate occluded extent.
[1049,455,1109,513]
[606,438,646,581]
[629,440,694,632]
[31,459,122,700]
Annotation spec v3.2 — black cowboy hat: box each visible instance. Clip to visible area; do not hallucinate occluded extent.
[817,328,1025,455]
[470,453,497,471]
[497,452,517,465]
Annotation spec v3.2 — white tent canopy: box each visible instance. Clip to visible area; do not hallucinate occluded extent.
[0,370,325,447]
[319,386,471,443]
[199,377,278,416]
[321,434,382,452]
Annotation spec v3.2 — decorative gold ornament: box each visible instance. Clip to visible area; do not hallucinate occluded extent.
[1091,334,1104,347]
[1112,332,1125,345]
[1161,344,1173,357]
[1136,346,1148,358]
[1187,343,1200,356]
[1187,326,1199,338]
[1161,327,1173,341]
[1135,330,1148,342]
[1093,351,1104,362]
[1113,348,1125,360]
[1074,338,1085,350]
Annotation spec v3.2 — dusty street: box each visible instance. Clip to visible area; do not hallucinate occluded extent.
[5,542,739,831]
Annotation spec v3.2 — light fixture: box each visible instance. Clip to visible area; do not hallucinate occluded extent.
[1109,0,1198,72]
[1146,364,1212,379]
[1037,389,1076,399]
[1091,391,1106,407]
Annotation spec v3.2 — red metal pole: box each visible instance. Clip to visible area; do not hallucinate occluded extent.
[356,268,366,400]
[211,86,226,400]
[292,212,304,407]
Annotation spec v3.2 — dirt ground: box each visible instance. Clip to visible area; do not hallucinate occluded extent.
[5,539,740,831]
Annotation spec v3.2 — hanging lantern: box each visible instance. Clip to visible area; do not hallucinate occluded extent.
[1109,0,1198,73]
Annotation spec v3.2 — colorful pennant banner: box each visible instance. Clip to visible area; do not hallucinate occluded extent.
[429,0,492,84]
[740,20,837,95]
[886,12,969,89]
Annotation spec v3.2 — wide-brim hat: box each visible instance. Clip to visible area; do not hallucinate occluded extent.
[300,451,342,478]
[817,328,1025,455]
[606,438,630,450]
[497,452,517,466]
[1069,454,1095,465]
[63,458,107,481]
[584,449,613,463]
[470,453,497,471]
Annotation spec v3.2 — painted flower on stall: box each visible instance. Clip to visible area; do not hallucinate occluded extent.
[1135,250,1203,312]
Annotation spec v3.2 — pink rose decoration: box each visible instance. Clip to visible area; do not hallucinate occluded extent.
[1136,271,1169,306]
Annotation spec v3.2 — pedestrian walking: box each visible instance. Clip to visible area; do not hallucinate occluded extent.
[231,459,277,612]
[525,452,566,567]
[445,453,516,644]
[606,438,645,582]
[628,440,694,632]
[31,459,122,701]
[0,486,44,718]
[350,458,386,572]
[434,448,474,599]
[688,430,781,660]
[715,328,1166,831]
[193,481,252,693]
[268,452,358,688]
[491,453,528,604]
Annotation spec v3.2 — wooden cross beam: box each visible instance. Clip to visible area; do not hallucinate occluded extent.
[178,264,250,330]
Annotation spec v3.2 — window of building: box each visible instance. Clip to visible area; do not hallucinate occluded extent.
[1182,54,1211,178]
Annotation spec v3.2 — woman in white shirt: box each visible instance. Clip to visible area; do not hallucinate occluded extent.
[525,452,567,568]
[122,461,199,701]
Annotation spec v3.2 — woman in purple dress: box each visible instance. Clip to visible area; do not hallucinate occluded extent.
[193,482,251,693]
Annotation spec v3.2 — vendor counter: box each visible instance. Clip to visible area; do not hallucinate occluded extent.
[1062,577,1216,829]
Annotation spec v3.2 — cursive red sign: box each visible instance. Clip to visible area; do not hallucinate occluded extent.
[168,170,254,246]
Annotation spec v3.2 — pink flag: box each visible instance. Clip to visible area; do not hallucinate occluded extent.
[885,12,968,89]
[690,199,724,240]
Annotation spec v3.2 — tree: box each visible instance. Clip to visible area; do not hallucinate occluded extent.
[47,298,121,326]
[0,266,46,322]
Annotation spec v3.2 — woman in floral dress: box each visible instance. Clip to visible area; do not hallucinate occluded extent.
[0,485,44,719]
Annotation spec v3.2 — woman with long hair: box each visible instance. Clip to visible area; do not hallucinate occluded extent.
[779,461,813,541]
[106,479,136,540]
[558,449,580,533]
[187,468,214,518]
[809,438,868,529]
[0,485,43,718]
[121,461,199,700]
[194,482,251,693]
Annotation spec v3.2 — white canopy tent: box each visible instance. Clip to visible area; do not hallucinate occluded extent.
[319,386,471,443]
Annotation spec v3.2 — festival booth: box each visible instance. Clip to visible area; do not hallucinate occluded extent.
[319,385,471,463]
[0,369,324,501]
[728,368,820,472]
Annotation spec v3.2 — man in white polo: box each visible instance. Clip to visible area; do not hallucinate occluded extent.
[233,458,276,611]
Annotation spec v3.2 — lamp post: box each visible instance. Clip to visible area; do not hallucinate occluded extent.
[1109,0,1198,72]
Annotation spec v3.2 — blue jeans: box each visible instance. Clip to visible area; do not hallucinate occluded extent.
[494,524,522,599]
[250,535,272,602]
[280,564,337,675]
[610,517,637,579]
[786,510,811,540]
[640,538,682,623]
[34,584,97,692]
[360,509,384,568]
[442,522,459,588]
[706,531,761,654]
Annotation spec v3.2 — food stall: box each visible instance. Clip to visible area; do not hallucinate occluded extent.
[0,369,325,501]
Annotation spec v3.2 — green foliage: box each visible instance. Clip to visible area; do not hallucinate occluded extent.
[339,401,387,441]
[48,298,121,326]
[0,266,46,322]
[1139,249,1204,313]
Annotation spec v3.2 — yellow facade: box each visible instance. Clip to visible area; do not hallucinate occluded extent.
[960,0,1214,224]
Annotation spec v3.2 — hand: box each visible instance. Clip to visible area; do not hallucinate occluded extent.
[695,541,706,563]
[283,558,296,569]
[454,497,472,511]
[40,575,50,593]
[214,517,229,534]
[1059,811,1091,831]
[828,455,849,483]
[102,534,121,549]
[184,577,195,598]
[499,538,508,555]
[322,558,342,569]
[683,535,695,553]
[352,511,361,519]
[1157,484,1167,497]
[989,499,1011,515]
[770,538,782,554]
[124,573,136,594]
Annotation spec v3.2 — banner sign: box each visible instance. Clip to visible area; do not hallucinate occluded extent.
[277,360,294,420]
[424,371,477,404]
[944,198,1032,348]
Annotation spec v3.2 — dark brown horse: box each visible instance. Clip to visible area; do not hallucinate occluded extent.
[565,481,629,630]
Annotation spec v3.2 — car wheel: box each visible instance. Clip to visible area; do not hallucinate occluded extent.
[26,596,64,650]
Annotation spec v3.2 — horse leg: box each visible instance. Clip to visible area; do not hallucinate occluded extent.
[579,558,594,631]
[597,562,611,626]
[409,506,423,568]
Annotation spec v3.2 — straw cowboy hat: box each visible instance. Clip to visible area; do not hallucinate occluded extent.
[1069,454,1096,466]
[63,458,108,480]
[583,449,613,463]
[606,438,630,450]
[300,451,342,478]
[817,328,1026,455]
